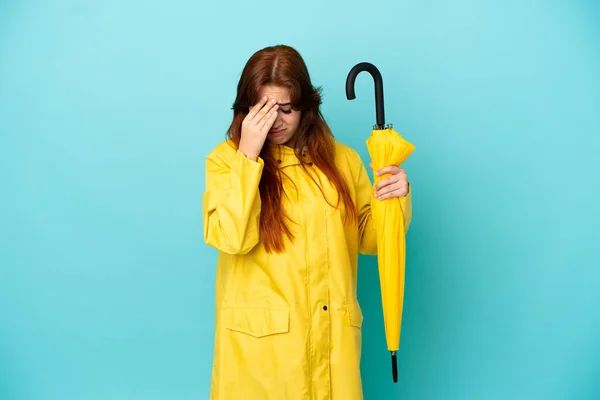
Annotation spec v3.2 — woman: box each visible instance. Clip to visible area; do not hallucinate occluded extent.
[203,45,412,400]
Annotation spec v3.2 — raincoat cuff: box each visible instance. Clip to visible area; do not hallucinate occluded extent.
[236,149,264,167]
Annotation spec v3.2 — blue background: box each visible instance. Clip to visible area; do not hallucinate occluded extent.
[1,1,599,399]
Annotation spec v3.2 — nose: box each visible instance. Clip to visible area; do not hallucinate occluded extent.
[274,111,283,123]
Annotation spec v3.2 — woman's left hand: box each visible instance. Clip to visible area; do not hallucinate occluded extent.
[370,163,409,200]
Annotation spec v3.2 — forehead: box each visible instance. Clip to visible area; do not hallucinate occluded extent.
[258,85,291,103]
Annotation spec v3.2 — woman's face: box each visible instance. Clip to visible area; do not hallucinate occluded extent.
[255,85,302,147]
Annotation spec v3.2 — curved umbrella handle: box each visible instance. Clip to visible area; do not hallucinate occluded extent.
[346,62,385,129]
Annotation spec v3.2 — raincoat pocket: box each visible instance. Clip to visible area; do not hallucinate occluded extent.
[223,306,290,338]
[346,303,364,329]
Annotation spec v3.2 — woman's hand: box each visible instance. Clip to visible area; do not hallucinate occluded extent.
[370,163,409,200]
[238,97,279,161]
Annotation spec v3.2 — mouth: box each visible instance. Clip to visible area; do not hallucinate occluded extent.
[269,128,286,136]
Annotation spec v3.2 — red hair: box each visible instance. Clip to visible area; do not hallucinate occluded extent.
[227,45,357,253]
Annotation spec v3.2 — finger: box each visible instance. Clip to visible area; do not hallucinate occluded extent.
[253,98,277,125]
[377,182,405,197]
[376,166,403,177]
[259,106,279,132]
[369,162,373,169]
[374,175,397,191]
[375,184,395,197]
[246,96,268,120]
[378,188,407,200]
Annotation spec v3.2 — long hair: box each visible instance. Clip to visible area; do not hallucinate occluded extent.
[227,45,357,253]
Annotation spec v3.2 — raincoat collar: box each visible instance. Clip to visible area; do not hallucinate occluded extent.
[267,142,312,168]
[225,139,312,168]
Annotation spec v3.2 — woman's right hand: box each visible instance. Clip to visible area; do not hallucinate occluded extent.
[238,96,279,161]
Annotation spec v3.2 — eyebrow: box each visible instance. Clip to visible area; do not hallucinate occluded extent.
[277,102,292,106]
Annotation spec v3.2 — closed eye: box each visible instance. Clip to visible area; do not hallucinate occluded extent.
[280,109,292,114]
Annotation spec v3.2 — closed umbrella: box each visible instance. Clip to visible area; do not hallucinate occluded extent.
[346,62,415,383]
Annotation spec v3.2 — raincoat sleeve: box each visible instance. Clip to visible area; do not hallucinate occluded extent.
[202,145,263,255]
[351,151,412,255]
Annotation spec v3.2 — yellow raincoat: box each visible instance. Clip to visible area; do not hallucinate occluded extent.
[203,139,411,400]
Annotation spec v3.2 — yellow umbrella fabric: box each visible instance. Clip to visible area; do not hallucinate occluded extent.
[366,126,415,383]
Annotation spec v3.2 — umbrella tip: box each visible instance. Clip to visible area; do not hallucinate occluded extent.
[391,351,398,383]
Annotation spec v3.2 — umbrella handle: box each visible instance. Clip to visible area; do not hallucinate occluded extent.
[345,62,385,129]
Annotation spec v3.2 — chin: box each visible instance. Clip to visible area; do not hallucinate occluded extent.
[268,135,292,145]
